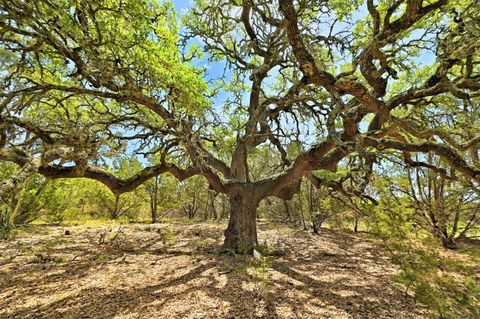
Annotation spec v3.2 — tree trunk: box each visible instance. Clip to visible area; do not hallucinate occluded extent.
[283,200,291,222]
[150,193,157,224]
[208,190,217,220]
[297,193,308,230]
[440,235,456,249]
[151,177,159,223]
[151,206,157,224]
[219,195,228,220]
[110,195,121,219]
[222,192,259,254]
[312,214,321,234]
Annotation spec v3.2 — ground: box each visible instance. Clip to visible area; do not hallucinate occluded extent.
[0,221,429,319]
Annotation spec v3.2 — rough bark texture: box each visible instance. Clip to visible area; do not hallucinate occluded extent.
[150,199,157,223]
[222,192,259,253]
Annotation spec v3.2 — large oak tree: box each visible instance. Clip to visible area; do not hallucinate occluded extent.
[1,0,479,252]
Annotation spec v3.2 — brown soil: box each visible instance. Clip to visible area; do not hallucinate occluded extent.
[0,222,427,319]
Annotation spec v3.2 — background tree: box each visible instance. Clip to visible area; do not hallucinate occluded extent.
[377,154,480,248]
[94,157,147,220]
[0,163,47,233]
[40,179,74,224]
[145,175,163,223]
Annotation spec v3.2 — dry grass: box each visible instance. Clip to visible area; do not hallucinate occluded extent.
[0,222,428,319]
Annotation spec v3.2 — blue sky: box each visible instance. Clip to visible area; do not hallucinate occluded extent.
[171,0,192,13]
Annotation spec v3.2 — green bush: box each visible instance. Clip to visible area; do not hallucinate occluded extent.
[371,201,480,319]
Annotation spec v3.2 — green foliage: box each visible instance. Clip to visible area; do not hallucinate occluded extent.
[1,0,209,112]
[255,242,277,257]
[40,180,74,224]
[371,198,480,318]
[251,255,273,290]
[0,164,47,236]
[313,169,349,182]
[329,0,364,21]
[390,240,480,318]
[236,242,254,255]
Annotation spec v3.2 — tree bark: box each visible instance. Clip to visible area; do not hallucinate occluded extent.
[219,195,228,220]
[440,233,456,249]
[222,192,259,254]
[283,200,291,222]
[297,193,308,230]
[110,195,121,219]
[208,190,218,220]
[150,194,157,223]
[151,177,159,223]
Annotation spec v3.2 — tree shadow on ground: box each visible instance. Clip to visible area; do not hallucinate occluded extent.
[0,223,425,319]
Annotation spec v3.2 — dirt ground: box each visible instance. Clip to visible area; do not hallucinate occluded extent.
[0,222,428,319]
